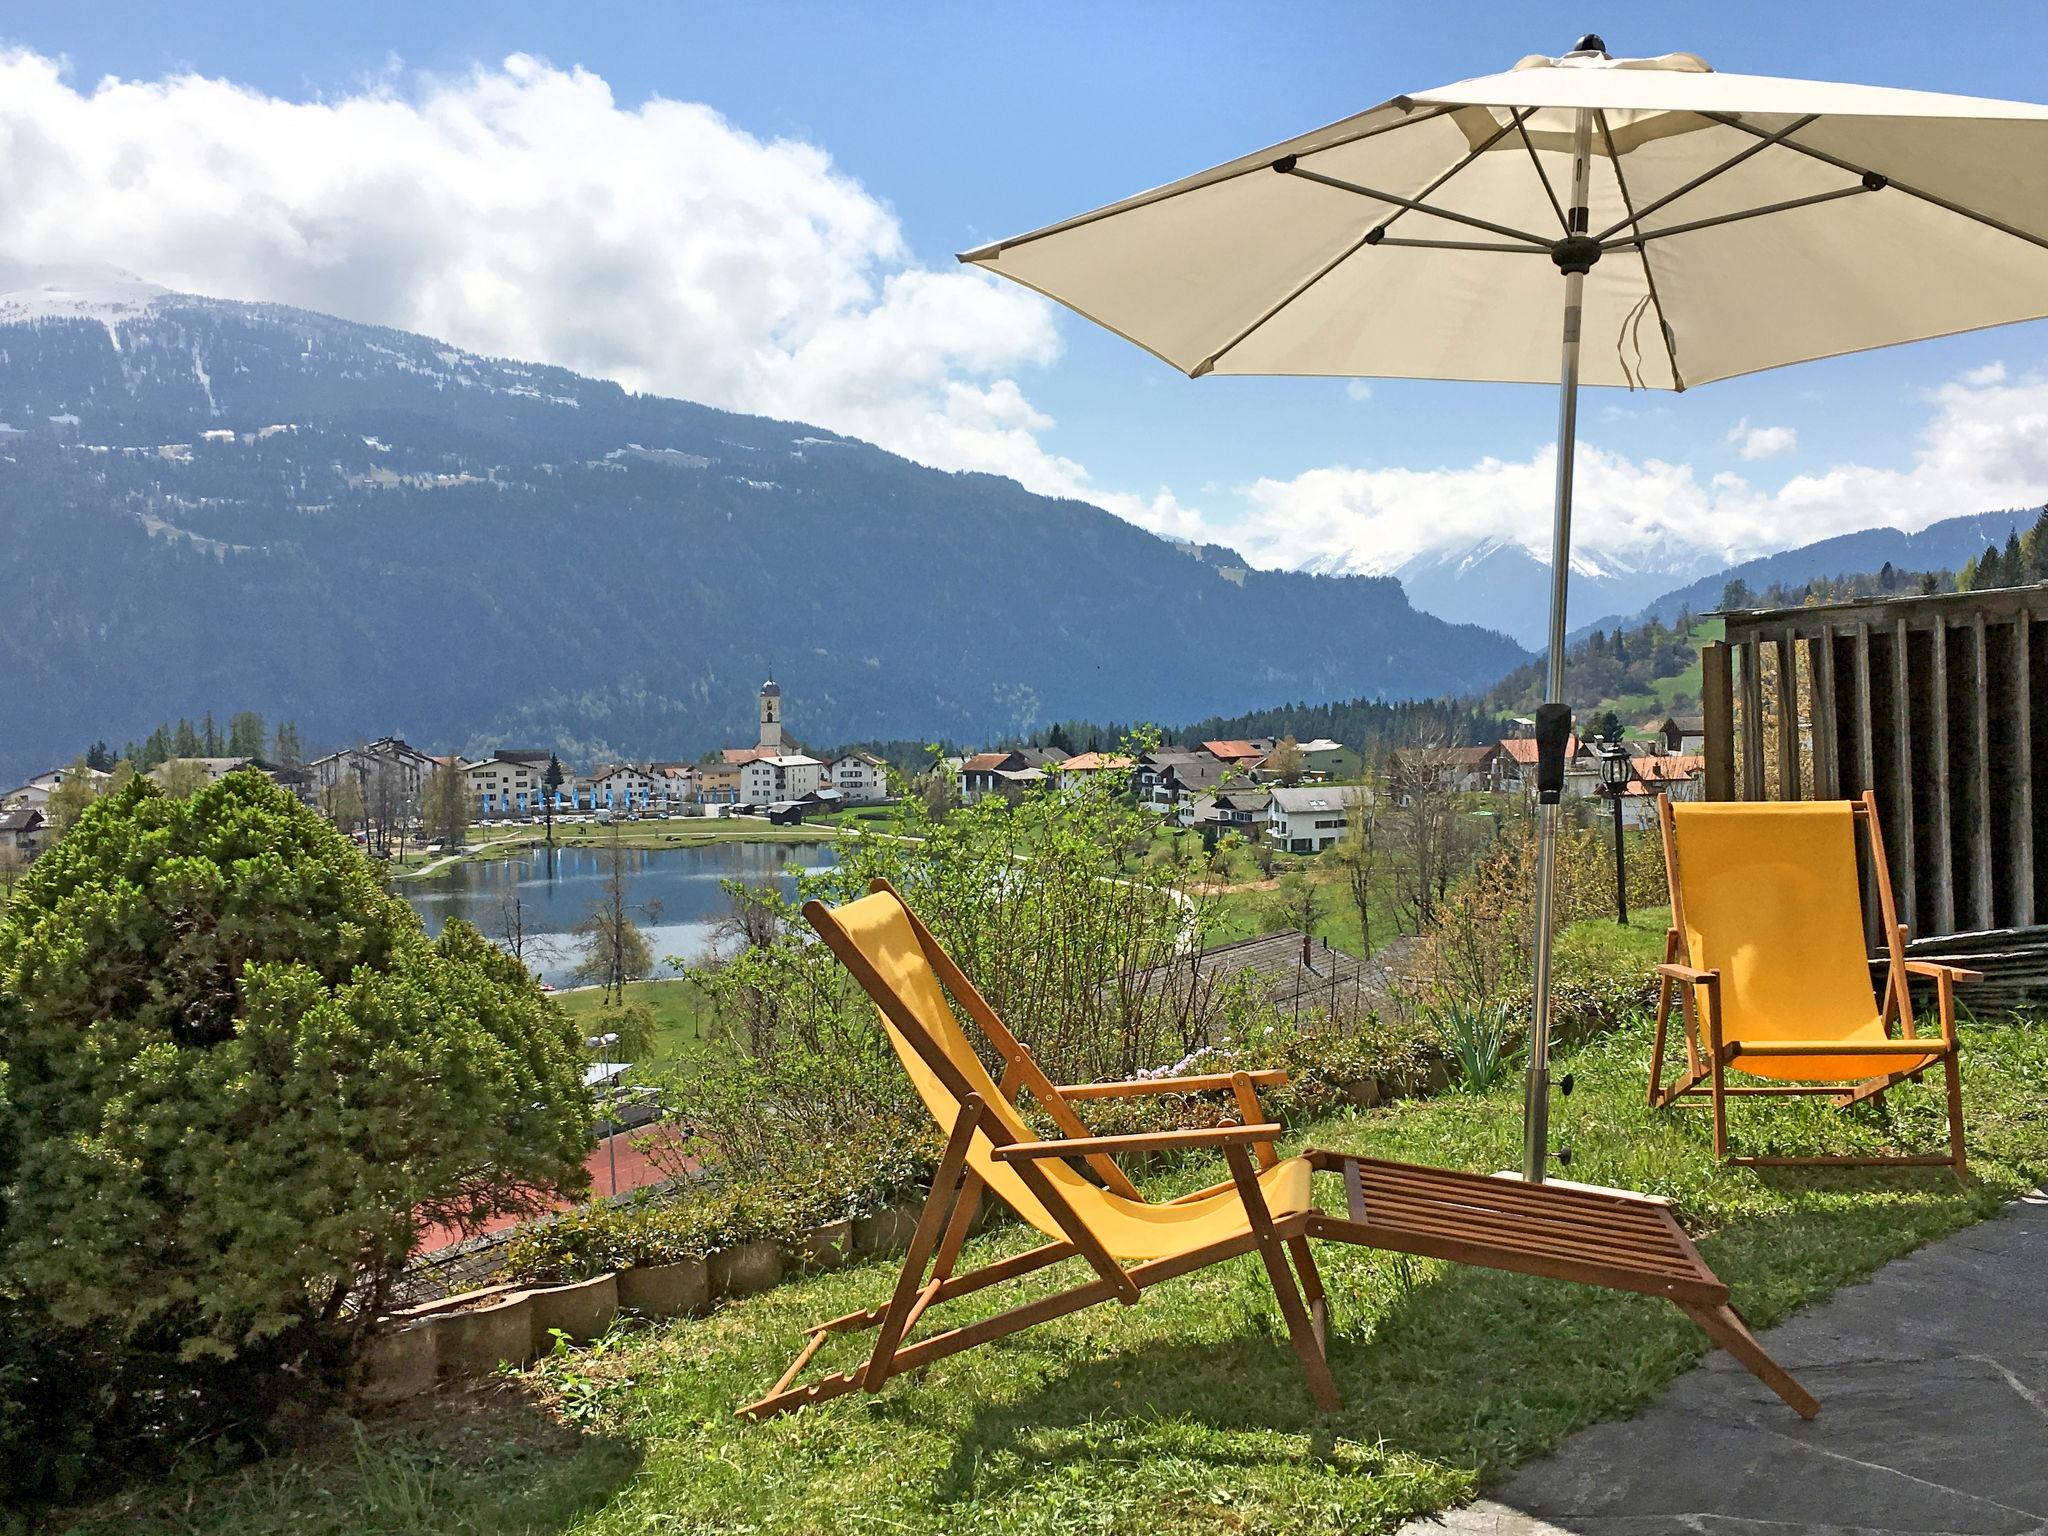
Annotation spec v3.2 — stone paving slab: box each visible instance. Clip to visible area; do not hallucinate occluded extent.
[1401,1189,2048,1536]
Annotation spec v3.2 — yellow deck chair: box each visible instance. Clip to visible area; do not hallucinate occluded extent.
[739,878,1339,1420]
[1651,792,1975,1174]
[748,878,1821,1423]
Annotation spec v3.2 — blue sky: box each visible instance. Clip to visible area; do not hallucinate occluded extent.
[9,1,2048,585]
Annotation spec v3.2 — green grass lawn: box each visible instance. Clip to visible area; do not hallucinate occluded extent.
[555,978,721,1063]
[66,1004,2048,1536]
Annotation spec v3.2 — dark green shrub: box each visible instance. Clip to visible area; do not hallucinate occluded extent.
[0,774,592,1503]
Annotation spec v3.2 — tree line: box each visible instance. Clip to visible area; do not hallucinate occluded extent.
[83,711,307,775]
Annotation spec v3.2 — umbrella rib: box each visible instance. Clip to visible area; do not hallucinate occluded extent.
[957,104,1461,263]
[1698,111,2048,256]
[1373,108,1530,239]
[1371,237,1552,253]
[1192,115,1538,378]
[1277,164,1554,248]
[1589,114,1819,245]
[1604,183,1878,249]
[1597,110,1685,391]
[1515,116,1571,233]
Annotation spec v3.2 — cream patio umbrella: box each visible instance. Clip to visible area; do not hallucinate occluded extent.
[961,35,2048,1183]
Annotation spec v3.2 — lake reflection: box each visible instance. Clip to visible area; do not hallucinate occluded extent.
[400,839,837,987]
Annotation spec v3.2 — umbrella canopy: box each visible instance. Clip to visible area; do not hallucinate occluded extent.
[961,38,2048,1184]
[961,46,2048,390]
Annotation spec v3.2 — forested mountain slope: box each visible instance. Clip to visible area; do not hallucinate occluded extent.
[0,284,1527,781]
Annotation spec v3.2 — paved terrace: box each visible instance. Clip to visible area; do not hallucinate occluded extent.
[1403,1186,2048,1536]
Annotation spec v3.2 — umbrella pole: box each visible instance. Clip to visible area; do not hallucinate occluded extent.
[1520,107,1596,1184]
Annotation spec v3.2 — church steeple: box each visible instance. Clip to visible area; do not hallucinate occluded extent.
[758,675,784,751]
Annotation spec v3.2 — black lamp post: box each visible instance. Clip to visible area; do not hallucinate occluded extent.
[1599,739,1632,926]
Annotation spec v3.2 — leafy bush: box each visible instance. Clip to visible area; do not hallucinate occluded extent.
[0,774,592,1503]
[503,1175,822,1284]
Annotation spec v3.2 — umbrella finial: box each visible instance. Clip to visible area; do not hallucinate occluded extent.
[1572,33,1609,56]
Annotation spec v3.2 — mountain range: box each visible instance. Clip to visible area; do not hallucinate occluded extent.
[0,276,1528,785]
[1568,507,2043,638]
[1393,535,1714,650]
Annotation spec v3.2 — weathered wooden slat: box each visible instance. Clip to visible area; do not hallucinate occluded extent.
[1929,618,1955,935]
[1774,630,1799,800]
[1702,641,1735,802]
[1813,626,1840,798]
[1892,616,1916,926]
[1972,615,1995,930]
[1740,638,1765,801]
[2015,611,2034,928]
[1853,622,1875,797]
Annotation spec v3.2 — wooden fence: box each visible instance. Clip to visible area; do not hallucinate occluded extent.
[1702,586,2048,1000]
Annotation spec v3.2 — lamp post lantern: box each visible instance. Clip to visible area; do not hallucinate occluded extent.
[1599,740,1632,926]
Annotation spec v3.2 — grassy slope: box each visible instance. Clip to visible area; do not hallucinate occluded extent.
[555,978,719,1062]
[67,1001,2048,1536]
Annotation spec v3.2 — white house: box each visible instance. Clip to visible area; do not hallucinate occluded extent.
[741,754,825,805]
[1268,784,1370,854]
[648,762,698,806]
[464,750,558,817]
[827,751,889,802]
[4,764,110,810]
[584,763,662,812]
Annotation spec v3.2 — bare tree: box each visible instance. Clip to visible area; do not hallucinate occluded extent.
[574,823,661,1005]
[365,759,416,860]
[320,772,365,836]
[1268,870,1326,937]
[1328,781,1381,953]
[421,759,470,848]
[1265,736,1306,786]
[1385,739,1472,934]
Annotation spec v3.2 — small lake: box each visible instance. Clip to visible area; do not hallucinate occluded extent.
[400,839,838,988]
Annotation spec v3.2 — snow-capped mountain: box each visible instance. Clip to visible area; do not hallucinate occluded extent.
[1390,535,1724,649]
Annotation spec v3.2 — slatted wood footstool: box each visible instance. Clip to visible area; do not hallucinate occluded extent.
[1303,1151,1819,1418]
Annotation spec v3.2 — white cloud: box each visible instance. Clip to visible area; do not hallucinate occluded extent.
[4,46,2043,592]
[1345,380,1373,402]
[1727,417,1798,460]
[0,49,1096,496]
[1232,366,2048,577]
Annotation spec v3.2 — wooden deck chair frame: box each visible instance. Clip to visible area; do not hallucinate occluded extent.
[744,879,1820,1424]
[1649,790,1977,1175]
[739,878,1340,1422]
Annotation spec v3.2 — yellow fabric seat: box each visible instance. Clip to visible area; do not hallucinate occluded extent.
[830,888,1318,1259]
[1652,792,1969,1175]
[1672,800,1901,1082]
[1087,1156,1315,1260]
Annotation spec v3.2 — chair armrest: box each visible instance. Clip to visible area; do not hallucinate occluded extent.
[991,1123,1285,1163]
[1904,960,1983,984]
[1058,1068,1288,1100]
[1656,962,1718,984]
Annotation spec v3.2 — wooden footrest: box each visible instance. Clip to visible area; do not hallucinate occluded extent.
[1304,1151,1727,1305]
[1302,1150,1817,1418]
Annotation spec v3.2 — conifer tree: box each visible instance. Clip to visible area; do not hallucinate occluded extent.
[228,711,266,758]
[141,725,174,770]
[172,719,201,758]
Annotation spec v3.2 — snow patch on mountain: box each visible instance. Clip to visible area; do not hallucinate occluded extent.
[0,264,170,348]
